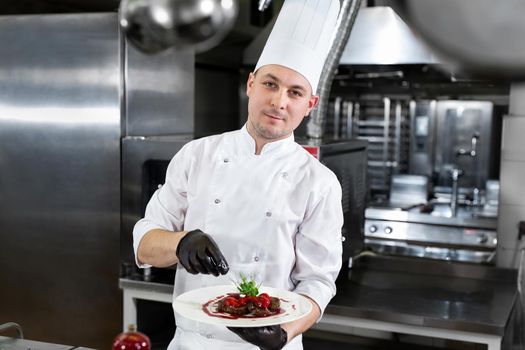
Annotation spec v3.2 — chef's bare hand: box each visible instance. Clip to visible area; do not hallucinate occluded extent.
[175,229,229,276]
[227,325,288,350]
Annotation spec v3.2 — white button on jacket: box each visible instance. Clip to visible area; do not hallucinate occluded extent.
[133,125,344,348]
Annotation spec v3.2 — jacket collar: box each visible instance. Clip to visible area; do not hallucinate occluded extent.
[239,124,295,156]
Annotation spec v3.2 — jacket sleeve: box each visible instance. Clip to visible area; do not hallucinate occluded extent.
[291,171,343,317]
[132,143,192,268]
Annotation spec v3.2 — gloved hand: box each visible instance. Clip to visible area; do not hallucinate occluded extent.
[227,325,288,350]
[175,229,229,276]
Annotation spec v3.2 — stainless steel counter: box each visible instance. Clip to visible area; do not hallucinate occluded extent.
[328,255,517,336]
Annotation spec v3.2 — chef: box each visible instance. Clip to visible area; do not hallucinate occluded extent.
[133,0,342,349]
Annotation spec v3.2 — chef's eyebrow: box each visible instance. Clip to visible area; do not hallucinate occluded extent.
[262,73,307,93]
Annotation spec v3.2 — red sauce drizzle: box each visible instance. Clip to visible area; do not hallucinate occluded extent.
[202,295,286,320]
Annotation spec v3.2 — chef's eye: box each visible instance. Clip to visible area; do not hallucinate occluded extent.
[263,81,277,88]
[290,90,303,97]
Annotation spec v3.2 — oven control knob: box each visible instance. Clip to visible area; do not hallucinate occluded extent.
[368,225,378,233]
[384,226,393,234]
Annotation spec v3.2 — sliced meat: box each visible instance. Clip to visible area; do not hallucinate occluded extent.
[269,297,280,311]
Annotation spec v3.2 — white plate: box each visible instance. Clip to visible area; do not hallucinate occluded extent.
[173,285,312,327]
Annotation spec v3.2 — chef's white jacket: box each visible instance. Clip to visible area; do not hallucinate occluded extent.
[133,125,344,349]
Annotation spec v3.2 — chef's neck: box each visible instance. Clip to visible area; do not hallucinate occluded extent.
[246,121,291,155]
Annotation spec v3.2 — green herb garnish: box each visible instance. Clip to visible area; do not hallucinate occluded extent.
[235,273,260,297]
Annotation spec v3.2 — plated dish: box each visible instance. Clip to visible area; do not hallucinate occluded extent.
[173,285,312,327]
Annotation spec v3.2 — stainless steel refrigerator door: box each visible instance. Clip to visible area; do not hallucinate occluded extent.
[0,14,121,348]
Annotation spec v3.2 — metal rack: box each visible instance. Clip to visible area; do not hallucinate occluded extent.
[326,96,410,198]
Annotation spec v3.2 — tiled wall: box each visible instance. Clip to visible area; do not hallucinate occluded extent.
[497,83,525,268]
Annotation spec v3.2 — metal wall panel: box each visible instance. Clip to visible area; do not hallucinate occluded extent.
[0,14,121,348]
[124,38,194,136]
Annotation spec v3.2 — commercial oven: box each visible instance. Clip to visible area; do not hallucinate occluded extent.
[363,100,499,264]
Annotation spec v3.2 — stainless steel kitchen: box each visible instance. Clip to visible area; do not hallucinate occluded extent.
[1,0,524,349]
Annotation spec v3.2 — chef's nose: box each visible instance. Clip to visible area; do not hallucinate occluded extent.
[271,91,287,110]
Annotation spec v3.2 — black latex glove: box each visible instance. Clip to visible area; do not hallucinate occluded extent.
[175,229,229,276]
[227,325,288,350]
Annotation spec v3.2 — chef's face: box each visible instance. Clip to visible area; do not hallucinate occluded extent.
[246,64,318,143]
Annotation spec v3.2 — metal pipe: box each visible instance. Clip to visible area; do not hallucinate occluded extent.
[394,100,402,171]
[333,96,342,139]
[346,101,354,138]
[450,168,463,217]
[382,97,391,167]
[383,97,391,188]
[307,0,361,139]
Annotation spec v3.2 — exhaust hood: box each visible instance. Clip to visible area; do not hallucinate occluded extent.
[243,6,444,66]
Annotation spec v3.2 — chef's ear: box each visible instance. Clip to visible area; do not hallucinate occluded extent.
[246,72,256,96]
[306,94,319,113]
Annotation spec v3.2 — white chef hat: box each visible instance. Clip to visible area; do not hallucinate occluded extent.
[254,0,340,94]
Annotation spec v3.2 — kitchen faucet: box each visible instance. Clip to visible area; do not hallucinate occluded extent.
[450,167,464,217]
[455,132,481,210]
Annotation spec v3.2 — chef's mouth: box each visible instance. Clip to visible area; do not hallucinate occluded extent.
[263,112,284,121]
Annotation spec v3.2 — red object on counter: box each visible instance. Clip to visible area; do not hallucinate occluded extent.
[302,146,319,159]
[112,324,151,350]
